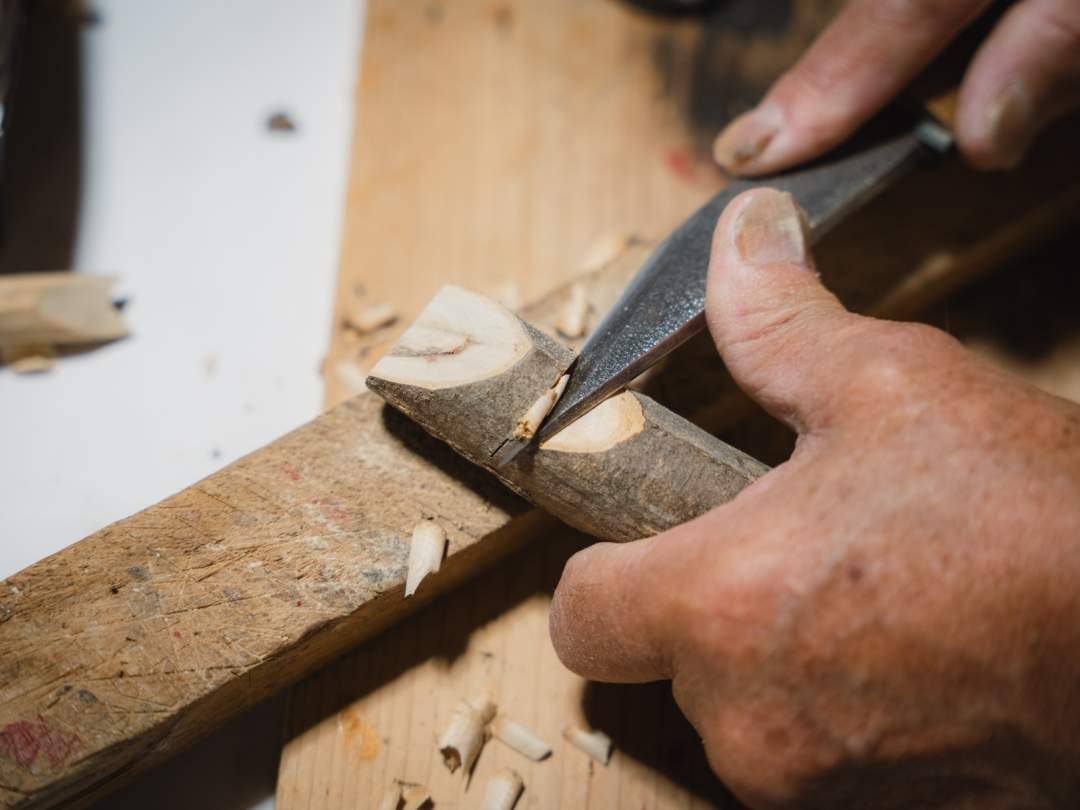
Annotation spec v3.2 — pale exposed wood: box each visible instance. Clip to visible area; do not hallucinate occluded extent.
[368,287,769,542]
[491,716,552,762]
[481,767,524,810]
[564,725,614,767]
[0,274,127,348]
[404,522,447,598]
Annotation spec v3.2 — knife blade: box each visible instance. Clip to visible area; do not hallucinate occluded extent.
[491,108,951,468]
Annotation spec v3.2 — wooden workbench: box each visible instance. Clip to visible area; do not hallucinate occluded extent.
[278,1,1080,809]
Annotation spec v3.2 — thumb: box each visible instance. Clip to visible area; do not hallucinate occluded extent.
[549,533,682,683]
[706,188,857,434]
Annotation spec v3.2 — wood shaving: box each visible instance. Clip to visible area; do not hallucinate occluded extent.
[481,767,524,810]
[492,715,551,761]
[578,231,635,273]
[512,374,569,441]
[555,282,589,339]
[345,301,398,334]
[563,723,613,765]
[404,521,447,597]
[437,695,496,773]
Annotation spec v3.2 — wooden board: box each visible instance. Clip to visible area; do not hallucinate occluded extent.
[288,0,1080,808]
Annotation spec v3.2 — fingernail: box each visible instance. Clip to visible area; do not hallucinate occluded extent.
[979,80,1033,169]
[733,191,810,267]
[713,105,781,172]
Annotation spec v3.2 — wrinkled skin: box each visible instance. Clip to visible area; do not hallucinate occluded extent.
[713,0,1080,174]
[549,189,1080,809]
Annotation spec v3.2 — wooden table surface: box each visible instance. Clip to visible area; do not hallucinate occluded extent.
[278,1,1080,808]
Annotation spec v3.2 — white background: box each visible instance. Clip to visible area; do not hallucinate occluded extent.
[1,1,364,807]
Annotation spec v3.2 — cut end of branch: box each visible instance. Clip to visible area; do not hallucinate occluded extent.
[404,521,447,597]
[563,724,613,765]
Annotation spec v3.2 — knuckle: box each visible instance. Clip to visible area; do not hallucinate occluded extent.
[863,0,980,29]
[1038,1,1080,52]
[843,321,960,399]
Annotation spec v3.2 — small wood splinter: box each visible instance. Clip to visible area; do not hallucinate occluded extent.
[492,716,552,761]
[376,781,403,810]
[555,283,590,340]
[345,301,398,334]
[400,783,432,810]
[437,695,496,774]
[482,768,524,810]
[578,231,636,273]
[404,521,447,597]
[512,374,569,441]
[563,724,613,765]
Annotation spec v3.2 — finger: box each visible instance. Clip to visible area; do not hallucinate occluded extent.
[705,188,859,434]
[713,0,991,176]
[956,0,1080,169]
[550,533,684,683]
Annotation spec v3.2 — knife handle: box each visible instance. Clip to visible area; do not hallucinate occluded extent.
[908,0,1017,134]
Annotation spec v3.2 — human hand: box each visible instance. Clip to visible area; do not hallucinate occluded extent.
[549,188,1080,808]
[712,0,1080,175]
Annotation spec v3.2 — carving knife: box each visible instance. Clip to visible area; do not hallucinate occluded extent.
[491,106,954,468]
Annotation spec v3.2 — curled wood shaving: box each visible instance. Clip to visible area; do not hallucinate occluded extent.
[377,781,402,810]
[345,301,398,334]
[555,283,590,340]
[482,767,524,810]
[437,695,496,774]
[492,715,551,761]
[512,374,569,441]
[563,724,613,765]
[404,521,447,597]
[578,231,636,273]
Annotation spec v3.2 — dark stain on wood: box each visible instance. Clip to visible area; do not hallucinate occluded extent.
[650,0,840,145]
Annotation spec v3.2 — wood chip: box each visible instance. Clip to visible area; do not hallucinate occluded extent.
[6,344,58,375]
[437,695,496,774]
[0,273,128,346]
[404,521,447,597]
[400,783,432,810]
[563,724,613,765]
[555,282,589,339]
[512,373,569,441]
[578,231,635,273]
[345,301,398,334]
[492,715,551,761]
[377,781,402,810]
[334,359,369,395]
[481,767,524,810]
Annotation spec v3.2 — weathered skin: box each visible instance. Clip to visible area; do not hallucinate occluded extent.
[713,0,1080,174]
[549,189,1080,808]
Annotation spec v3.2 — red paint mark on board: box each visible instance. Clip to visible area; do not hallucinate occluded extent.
[173,630,183,640]
[309,498,349,526]
[663,147,695,183]
[281,463,302,482]
[296,600,303,607]
[0,718,81,769]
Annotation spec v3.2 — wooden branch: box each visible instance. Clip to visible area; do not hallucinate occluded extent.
[0,274,127,349]
[368,286,767,541]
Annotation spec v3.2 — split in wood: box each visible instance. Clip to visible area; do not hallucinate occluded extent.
[437,695,496,774]
[404,521,447,597]
[491,716,551,761]
[563,724,613,766]
[481,767,524,810]
[512,373,568,441]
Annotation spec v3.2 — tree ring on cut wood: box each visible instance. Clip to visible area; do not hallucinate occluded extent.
[372,286,532,390]
[540,391,645,454]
